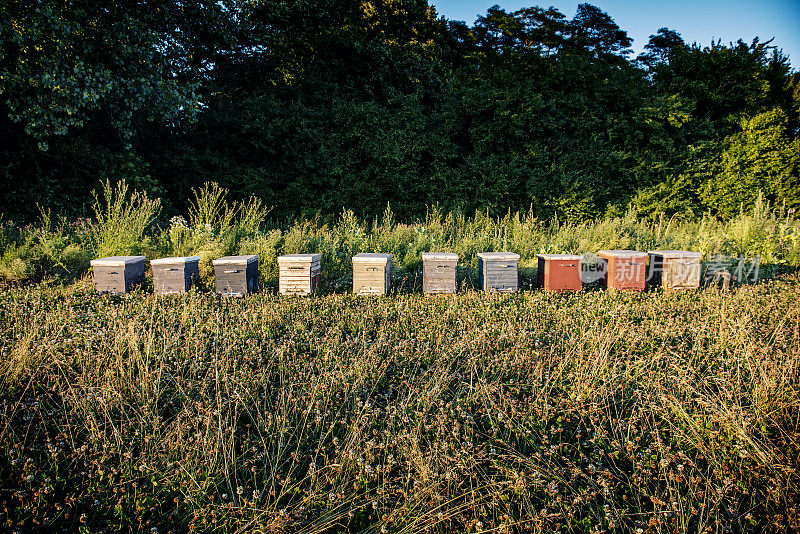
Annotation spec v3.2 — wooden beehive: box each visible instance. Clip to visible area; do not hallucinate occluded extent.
[151,256,200,295]
[477,252,520,293]
[352,253,391,295]
[90,256,146,294]
[597,250,647,291]
[422,253,458,294]
[536,254,582,292]
[647,250,702,290]
[278,254,322,296]
[213,255,259,297]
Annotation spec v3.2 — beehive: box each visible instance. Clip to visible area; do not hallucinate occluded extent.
[278,254,322,296]
[352,253,391,295]
[422,253,458,294]
[597,250,647,291]
[477,252,520,293]
[151,256,200,295]
[647,250,702,290]
[536,254,582,292]
[213,255,259,296]
[90,256,147,294]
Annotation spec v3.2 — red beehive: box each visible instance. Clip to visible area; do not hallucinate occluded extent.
[597,250,648,290]
[536,254,582,292]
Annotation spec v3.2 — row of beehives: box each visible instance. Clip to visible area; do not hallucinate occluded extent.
[89,250,705,296]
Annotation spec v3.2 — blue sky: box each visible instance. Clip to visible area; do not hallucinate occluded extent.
[430,0,800,68]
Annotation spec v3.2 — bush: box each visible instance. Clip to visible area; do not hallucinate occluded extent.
[92,179,161,258]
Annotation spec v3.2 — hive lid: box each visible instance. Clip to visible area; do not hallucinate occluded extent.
[647,250,701,259]
[352,253,392,263]
[150,256,200,265]
[90,255,147,267]
[536,254,582,260]
[597,250,648,259]
[212,255,259,265]
[478,252,520,261]
[422,252,458,261]
[278,254,322,263]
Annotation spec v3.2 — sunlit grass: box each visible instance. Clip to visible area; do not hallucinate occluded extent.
[1,276,798,532]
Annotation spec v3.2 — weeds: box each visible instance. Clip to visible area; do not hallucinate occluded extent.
[1,182,799,288]
[92,179,161,258]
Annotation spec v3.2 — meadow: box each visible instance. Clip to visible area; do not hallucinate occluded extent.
[1,182,799,533]
[0,277,798,533]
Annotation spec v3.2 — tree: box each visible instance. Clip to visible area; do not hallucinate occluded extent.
[699,107,800,217]
[638,28,686,68]
[0,0,236,147]
[569,3,632,60]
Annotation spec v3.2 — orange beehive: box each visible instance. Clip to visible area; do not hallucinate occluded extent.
[597,250,647,290]
[536,254,582,292]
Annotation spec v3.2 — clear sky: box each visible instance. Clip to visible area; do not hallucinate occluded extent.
[430,0,800,69]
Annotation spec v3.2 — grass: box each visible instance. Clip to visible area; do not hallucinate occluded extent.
[0,277,798,533]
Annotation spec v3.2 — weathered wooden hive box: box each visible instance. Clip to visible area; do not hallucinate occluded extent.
[477,252,520,293]
[278,254,322,296]
[422,253,458,294]
[151,256,200,295]
[647,250,702,289]
[90,256,147,294]
[352,253,392,295]
[597,250,647,290]
[536,254,582,292]
[213,255,259,296]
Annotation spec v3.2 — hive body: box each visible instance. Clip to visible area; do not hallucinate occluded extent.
[536,254,582,292]
[90,256,147,294]
[352,253,392,295]
[477,252,520,293]
[278,254,322,295]
[597,250,647,290]
[151,256,200,295]
[647,250,702,289]
[422,253,458,294]
[213,255,259,296]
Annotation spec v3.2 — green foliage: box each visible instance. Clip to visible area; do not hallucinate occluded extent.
[168,182,271,282]
[92,180,161,258]
[700,108,800,216]
[0,207,93,281]
[3,186,800,285]
[0,1,797,227]
[0,0,235,143]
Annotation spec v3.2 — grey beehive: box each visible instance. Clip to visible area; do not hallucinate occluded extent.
[151,256,200,295]
[422,253,458,294]
[647,250,702,290]
[478,252,520,293]
[213,255,259,296]
[278,254,322,296]
[90,256,147,294]
[352,253,391,295]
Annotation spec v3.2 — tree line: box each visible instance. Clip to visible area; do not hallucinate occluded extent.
[1,0,798,223]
